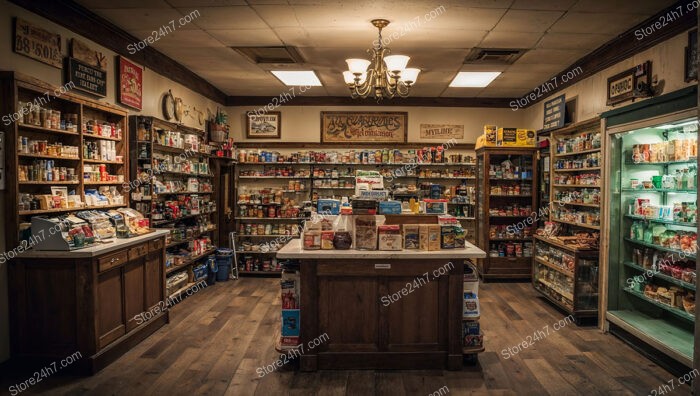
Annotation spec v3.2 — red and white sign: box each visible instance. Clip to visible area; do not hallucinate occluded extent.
[118,56,143,110]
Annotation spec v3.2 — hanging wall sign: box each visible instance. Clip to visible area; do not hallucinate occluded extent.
[117,56,143,110]
[13,18,62,69]
[419,124,464,140]
[542,94,565,132]
[321,111,407,143]
[67,57,107,97]
[246,111,281,139]
[70,38,106,69]
[606,61,652,106]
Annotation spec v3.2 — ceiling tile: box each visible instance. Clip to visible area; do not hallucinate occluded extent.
[515,48,588,65]
[479,31,542,48]
[251,5,302,27]
[130,29,223,48]
[95,8,200,31]
[570,0,677,14]
[385,29,488,49]
[488,72,554,89]
[510,0,577,11]
[505,63,564,74]
[182,6,268,30]
[537,32,615,50]
[206,29,283,46]
[548,12,648,35]
[492,10,564,33]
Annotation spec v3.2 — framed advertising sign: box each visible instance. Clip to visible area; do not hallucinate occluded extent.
[419,124,464,140]
[321,111,407,143]
[606,61,652,106]
[67,57,107,97]
[117,56,143,110]
[246,112,281,139]
[13,18,62,69]
[542,94,565,132]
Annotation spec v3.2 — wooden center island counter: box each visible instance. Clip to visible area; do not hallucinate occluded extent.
[277,239,486,371]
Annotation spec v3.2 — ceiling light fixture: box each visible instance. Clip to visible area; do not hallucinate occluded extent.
[449,72,501,88]
[343,19,420,101]
[271,70,323,86]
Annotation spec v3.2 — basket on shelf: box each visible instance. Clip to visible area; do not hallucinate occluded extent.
[209,121,228,143]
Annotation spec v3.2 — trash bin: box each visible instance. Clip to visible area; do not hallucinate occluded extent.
[215,248,234,281]
[206,256,218,285]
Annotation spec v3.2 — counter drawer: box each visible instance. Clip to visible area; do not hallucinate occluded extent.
[149,238,164,252]
[98,251,128,273]
[129,243,148,260]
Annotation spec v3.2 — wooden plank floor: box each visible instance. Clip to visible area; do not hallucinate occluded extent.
[0,279,691,395]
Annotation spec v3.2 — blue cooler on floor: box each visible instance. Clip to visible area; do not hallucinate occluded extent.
[206,256,218,285]
[215,248,234,281]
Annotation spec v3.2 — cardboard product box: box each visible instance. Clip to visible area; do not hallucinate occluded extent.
[378,200,402,215]
[282,309,300,338]
[463,321,480,336]
[419,224,430,250]
[281,272,300,309]
[317,199,340,215]
[463,291,480,319]
[420,224,441,251]
[403,224,420,249]
[378,225,402,251]
[498,128,518,146]
[441,225,455,249]
[484,125,498,146]
[424,199,447,214]
[517,129,536,147]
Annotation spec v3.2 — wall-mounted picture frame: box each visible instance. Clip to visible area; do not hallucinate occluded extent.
[320,111,407,143]
[685,29,697,82]
[13,18,62,69]
[246,112,281,139]
[117,56,143,111]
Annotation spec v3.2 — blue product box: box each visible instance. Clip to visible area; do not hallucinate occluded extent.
[282,309,300,337]
[378,200,402,215]
[317,199,340,215]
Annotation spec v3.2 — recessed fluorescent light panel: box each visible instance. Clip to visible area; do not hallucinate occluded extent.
[449,72,501,88]
[271,71,322,86]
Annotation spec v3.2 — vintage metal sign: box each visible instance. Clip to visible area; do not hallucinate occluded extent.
[321,112,407,143]
[14,18,62,68]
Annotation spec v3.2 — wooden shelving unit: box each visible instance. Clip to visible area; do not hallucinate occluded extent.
[475,146,537,280]
[548,119,603,233]
[2,72,129,248]
[533,118,602,320]
[234,151,477,276]
[129,115,218,284]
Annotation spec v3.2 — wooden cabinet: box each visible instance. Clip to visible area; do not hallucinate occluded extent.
[300,259,463,371]
[9,234,168,374]
[475,147,538,279]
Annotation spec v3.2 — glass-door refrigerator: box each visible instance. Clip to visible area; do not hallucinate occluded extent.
[606,114,697,370]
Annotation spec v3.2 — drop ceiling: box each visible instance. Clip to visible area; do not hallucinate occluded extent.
[75,0,677,98]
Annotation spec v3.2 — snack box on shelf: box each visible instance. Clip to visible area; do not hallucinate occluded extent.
[317,199,340,215]
[378,200,402,215]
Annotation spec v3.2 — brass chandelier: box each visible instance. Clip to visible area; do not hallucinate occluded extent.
[343,19,420,100]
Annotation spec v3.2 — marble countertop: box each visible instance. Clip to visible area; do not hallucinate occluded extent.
[18,229,170,258]
[277,239,486,259]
